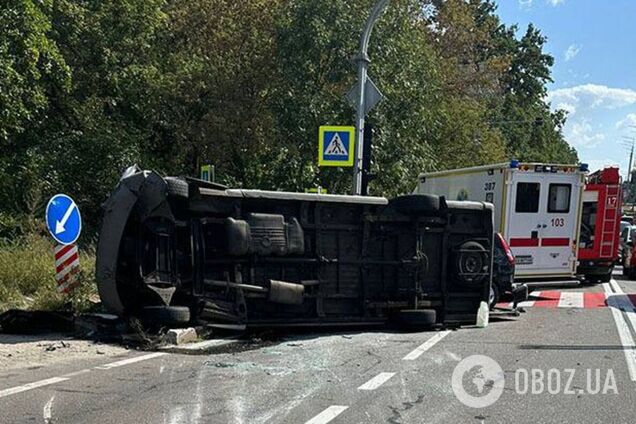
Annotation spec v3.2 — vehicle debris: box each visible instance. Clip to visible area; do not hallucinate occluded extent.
[165,327,198,345]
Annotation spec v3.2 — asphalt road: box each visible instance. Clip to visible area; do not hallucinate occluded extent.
[2,273,636,423]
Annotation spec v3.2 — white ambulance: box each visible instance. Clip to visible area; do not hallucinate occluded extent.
[415,161,588,280]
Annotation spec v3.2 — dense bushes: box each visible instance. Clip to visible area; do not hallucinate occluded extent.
[0,234,97,312]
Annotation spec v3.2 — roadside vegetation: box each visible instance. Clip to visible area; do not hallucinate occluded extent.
[1,0,577,310]
[0,226,97,313]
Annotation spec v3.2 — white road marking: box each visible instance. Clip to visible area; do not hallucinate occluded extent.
[402,330,451,361]
[43,395,54,424]
[0,377,69,398]
[305,406,349,424]
[609,280,636,332]
[357,372,395,391]
[517,291,541,308]
[603,282,636,382]
[558,292,584,308]
[94,352,167,370]
[0,353,168,399]
[61,369,90,378]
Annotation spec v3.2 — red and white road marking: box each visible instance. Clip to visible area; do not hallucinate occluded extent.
[54,244,80,293]
[497,291,636,309]
[557,292,584,308]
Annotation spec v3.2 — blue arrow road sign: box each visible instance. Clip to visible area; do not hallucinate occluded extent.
[46,194,82,246]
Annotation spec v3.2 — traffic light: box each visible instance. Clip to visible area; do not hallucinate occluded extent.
[361,124,375,196]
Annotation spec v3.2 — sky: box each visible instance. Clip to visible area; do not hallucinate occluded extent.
[495,0,636,178]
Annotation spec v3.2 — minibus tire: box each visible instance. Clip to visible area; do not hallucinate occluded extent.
[164,177,189,199]
[140,306,191,326]
[397,309,437,327]
[456,241,488,284]
[389,195,440,215]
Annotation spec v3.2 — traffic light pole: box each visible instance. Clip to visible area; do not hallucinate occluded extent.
[352,0,389,195]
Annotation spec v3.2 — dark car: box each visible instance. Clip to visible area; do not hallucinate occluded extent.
[490,233,527,309]
[622,227,636,279]
[96,167,495,330]
[619,222,634,264]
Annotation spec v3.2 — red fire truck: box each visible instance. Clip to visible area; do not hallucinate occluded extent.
[578,167,622,283]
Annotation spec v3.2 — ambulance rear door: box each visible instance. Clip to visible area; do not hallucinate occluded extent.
[505,170,579,278]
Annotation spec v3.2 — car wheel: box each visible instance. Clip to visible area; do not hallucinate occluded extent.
[139,306,191,326]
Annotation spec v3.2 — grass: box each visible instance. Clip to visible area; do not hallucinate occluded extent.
[0,234,98,313]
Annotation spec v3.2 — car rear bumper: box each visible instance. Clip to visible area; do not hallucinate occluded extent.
[577,260,614,276]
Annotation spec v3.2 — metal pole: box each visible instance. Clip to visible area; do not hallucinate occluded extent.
[352,0,389,195]
[629,144,634,184]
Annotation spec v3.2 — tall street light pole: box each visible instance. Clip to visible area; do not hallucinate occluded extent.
[352,0,389,195]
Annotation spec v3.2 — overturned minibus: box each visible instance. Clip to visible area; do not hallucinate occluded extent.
[96,166,494,329]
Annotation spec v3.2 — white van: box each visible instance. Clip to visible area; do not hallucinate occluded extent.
[415,161,587,280]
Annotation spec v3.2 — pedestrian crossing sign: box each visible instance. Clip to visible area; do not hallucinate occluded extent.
[318,126,355,167]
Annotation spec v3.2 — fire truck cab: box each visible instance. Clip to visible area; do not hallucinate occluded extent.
[578,167,622,283]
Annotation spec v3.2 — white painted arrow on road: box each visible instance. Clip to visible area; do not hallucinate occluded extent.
[55,200,77,234]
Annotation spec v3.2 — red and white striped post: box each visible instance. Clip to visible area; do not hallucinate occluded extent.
[54,243,80,294]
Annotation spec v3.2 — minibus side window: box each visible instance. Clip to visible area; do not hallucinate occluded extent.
[548,184,571,213]
[515,182,540,213]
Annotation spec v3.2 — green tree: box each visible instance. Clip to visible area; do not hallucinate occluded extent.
[0,0,70,141]
[271,0,446,196]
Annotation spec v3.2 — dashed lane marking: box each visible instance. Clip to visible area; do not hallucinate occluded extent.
[93,352,167,370]
[357,372,395,391]
[0,377,69,399]
[402,330,451,361]
[0,352,167,399]
[304,405,349,424]
[61,369,91,378]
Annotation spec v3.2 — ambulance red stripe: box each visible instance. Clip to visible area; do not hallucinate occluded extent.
[541,238,570,247]
[509,238,539,247]
[508,238,570,247]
